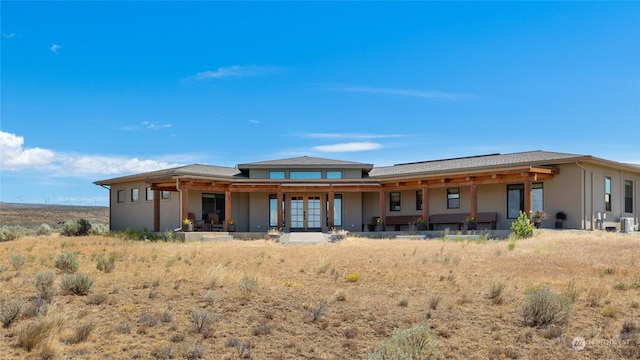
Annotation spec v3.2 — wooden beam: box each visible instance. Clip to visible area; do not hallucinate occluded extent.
[379,190,386,225]
[225,190,232,231]
[328,190,335,229]
[470,183,478,226]
[153,190,160,232]
[421,185,429,229]
[277,190,283,229]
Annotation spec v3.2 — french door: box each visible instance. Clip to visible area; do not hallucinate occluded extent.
[290,195,322,232]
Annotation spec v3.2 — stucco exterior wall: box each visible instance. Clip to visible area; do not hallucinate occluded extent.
[108,181,179,231]
[340,192,362,232]
[248,193,270,232]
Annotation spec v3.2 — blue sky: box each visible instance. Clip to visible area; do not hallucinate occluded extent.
[1,1,639,206]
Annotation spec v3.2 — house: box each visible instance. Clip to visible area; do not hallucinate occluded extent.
[93,150,640,233]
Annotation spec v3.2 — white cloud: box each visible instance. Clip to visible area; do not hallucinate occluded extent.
[328,84,472,100]
[50,44,61,55]
[185,65,281,81]
[0,131,55,170]
[142,121,172,130]
[313,142,382,152]
[249,119,260,124]
[2,33,16,39]
[0,130,182,176]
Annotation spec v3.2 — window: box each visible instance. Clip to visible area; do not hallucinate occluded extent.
[605,176,612,212]
[532,183,543,212]
[507,184,524,219]
[290,171,322,179]
[117,190,125,203]
[269,171,285,179]
[326,171,342,179]
[145,187,153,201]
[507,183,544,218]
[416,190,422,210]
[625,180,633,213]
[327,194,342,227]
[161,191,170,200]
[131,188,139,202]
[447,188,460,209]
[390,192,401,212]
[269,194,285,227]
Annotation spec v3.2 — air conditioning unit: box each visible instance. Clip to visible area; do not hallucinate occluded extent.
[620,217,635,233]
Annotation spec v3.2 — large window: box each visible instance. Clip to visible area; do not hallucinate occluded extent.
[507,183,544,218]
[326,171,342,179]
[145,187,153,201]
[269,194,285,227]
[327,194,342,227]
[131,188,139,202]
[605,176,612,212]
[625,180,633,213]
[269,171,285,179]
[447,188,460,209]
[390,192,401,212]
[290,171,322,179]
[416,190,422,210]
[532,183,543,212]
[117,190,125,203]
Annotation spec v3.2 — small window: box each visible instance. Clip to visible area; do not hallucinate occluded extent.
[326,171,342,179]
[161,191,170,200]
[269,171,285,179]
[624,180,633,213]
[390,192,401,212]
[447,188,460,209]
[416,190,422,210]
[131,188,139,202]
[605,176,612,212]
[117,190,125,203]
[145,187,153,201]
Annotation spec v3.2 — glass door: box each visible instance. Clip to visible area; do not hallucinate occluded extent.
[289,195,322,231]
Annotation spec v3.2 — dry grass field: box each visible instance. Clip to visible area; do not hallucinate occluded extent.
[1,230,639,359]
[0,203,109,228]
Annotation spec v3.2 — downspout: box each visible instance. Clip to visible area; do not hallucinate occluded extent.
[576,161,588,230]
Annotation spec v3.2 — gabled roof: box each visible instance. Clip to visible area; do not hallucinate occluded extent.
[369,150,590,178]
[237,156,373,171]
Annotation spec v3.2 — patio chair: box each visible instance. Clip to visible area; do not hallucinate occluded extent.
[208,213,224,232]
[188,212,204,232]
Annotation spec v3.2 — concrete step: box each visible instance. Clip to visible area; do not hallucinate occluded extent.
[283,232,326,244]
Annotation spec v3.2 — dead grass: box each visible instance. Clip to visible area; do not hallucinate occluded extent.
[0,231,639,359]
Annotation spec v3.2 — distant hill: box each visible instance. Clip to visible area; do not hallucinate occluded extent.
[0,202,109,227]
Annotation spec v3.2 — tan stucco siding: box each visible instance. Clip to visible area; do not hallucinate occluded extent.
[109,181,179,231]
[248,193,271,232]
[340,192,362,232]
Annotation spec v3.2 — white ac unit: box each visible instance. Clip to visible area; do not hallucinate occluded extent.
[620,218,635,233]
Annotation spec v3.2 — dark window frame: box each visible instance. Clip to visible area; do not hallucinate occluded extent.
[605,176,612,212]
[447,188,460,209]
[416,190,422,211]
[624,179,633,213]
[390,192,401,212]
[145,187,153,201]
[116,190,125,203]
[130,188,139,203]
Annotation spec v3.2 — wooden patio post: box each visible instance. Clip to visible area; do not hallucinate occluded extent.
[379,189,386,225]
[277,190,283,229]
[225,189,232,231]
[180,185,189,224]
[470,183,478,225]
[421,185,429,229]
[524,179,532,215]
[328,190,335,229]
[153,190,160,232]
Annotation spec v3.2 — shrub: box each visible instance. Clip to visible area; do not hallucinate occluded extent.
[621,318,639,339]
[303,300,327,321]
[239,275,259,298]
[252,323,272,336]
[9,254,26,271]
[602,305,619,318]
[59,273,94,296]
[96,255,115,273]
[511,211,534,239]
[586,287,609,307]
[1,296,23,328]
[36,223,53,236]
[507,239,516,251]
[317,256,332,275]
[150,344,174,359]
[226,338,252,358]
[204,290,216,307]
[429,295,441,310]
[189,308,213,334]
[488,280,506,305]
[89,223,109,235]
[0,225,27,241]
[0,264,3,280]
[183,343,205,359]
[15,318,55,351]
[522,286,572,327]
[34,270,56,301]
[345,273,360,282]
[67,320,94,344]
[365,323,443,360]
[54,252,79,273]
[60,219,92,236]
[85,293,107,305]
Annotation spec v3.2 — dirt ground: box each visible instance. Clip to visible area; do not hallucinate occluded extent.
[1,230,639,359]
[0,203,109,228]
